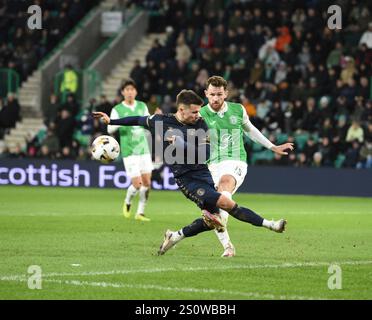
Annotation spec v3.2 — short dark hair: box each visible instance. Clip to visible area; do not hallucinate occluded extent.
[206,76,228,90]
[121,79,137,91]
[176,90,204,108]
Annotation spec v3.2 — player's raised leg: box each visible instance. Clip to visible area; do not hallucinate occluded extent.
[216,195,287,232]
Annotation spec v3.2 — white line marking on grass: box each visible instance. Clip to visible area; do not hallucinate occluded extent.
[1,260,372,282]
[41,278,327,300]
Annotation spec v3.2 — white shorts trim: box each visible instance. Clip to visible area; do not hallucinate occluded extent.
[123,154,154,178]
[208,160,247,194]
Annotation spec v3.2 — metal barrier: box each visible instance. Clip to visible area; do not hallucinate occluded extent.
[0,69,20,98]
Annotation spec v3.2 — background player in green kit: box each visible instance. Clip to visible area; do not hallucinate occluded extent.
[200,76,294,257]
[107,79,153,222]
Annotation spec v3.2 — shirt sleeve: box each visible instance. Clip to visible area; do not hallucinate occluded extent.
[107,108,120,135]
[146,114,163,129]
[110,116,148,127]
[241,106,275,149]
[144,103,150,116]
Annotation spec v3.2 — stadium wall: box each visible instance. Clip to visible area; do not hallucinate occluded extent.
[0,159,371,197]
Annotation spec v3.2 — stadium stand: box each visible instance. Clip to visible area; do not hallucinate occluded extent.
[0,0,371,169]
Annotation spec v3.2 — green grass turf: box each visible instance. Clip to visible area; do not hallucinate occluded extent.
[0,185,371,300]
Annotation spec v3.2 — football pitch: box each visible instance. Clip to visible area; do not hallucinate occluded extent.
[0,185,371,300]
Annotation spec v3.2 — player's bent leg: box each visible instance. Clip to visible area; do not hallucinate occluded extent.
[135,173,151,222]
[214,190,236,257]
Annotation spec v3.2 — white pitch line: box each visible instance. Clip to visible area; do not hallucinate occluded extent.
[1,260,372,282]
[41,278,326,300]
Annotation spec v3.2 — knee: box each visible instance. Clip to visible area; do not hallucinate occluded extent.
[216,194,234,211]
[132,180,142,189]
[218,175,236,192]
[143,180,151,188]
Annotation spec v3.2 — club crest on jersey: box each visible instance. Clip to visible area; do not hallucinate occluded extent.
[197,188,205,196]
[229,115,237,125]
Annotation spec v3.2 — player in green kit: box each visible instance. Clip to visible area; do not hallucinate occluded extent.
[107,79,153,222]
[200,76,294,257]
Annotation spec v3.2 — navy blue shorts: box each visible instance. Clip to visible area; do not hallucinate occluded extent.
[175,168,221,213]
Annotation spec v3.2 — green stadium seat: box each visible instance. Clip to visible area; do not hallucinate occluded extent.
[73,131,90,147]
[251,150,274,165]
[294,133,310,151]
[276,133,288,144]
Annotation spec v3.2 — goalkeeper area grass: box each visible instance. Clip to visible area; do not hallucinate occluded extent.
[0,185,371,300]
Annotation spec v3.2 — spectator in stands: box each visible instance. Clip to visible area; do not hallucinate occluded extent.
[295,153,308,167]
[344,140,361,168]
[275,26,292,52]
[130,59,144,89]
[41,126,60,157]
[58,146,75,160]
[60,64,78,96]
[303,138,317,163]
[357,139,372,169]
[0,93,20,130]
[44,93,60,126]
[302,97,319,133]
[95,95,112,115]
[312,152,323,167]
[327,42,344,68]
[359,22,372,49]
[55,109,75,148]
[175,33,192,64]
[61,93,79,117]
[318,137,336,167]
[346,120,364,143]
[8,143,25,158]
[38,145,51,159]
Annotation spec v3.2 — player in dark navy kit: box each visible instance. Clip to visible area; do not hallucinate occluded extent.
[93,90,286,256]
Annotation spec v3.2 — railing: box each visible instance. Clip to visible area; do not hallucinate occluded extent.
[0,69,20,98]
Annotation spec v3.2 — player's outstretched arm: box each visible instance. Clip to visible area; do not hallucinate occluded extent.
[92,112,147,127]
[241,109,294,156]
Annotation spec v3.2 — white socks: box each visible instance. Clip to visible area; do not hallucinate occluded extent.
[137,186,149,215]
[125,185,150,215]
[215,191,232,249]
[125,184,138,205]
[172,230,185,242]
[262,219,273,229]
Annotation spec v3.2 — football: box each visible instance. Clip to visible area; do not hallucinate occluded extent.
[91,135,120,164]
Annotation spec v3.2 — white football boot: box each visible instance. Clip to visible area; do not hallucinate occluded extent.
[268,219,287,233]
[158,230,178,255]
[221,242,236,258]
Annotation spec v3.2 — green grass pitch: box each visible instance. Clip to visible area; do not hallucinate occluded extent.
[0,185,371,300]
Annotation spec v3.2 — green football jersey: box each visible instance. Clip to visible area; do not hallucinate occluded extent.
[199,101,247,163]
[113,100,150,157]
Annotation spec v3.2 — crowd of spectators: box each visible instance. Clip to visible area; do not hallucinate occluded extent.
[1,0,372,169]
[0,0,99,81]
[124,0,372,169]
